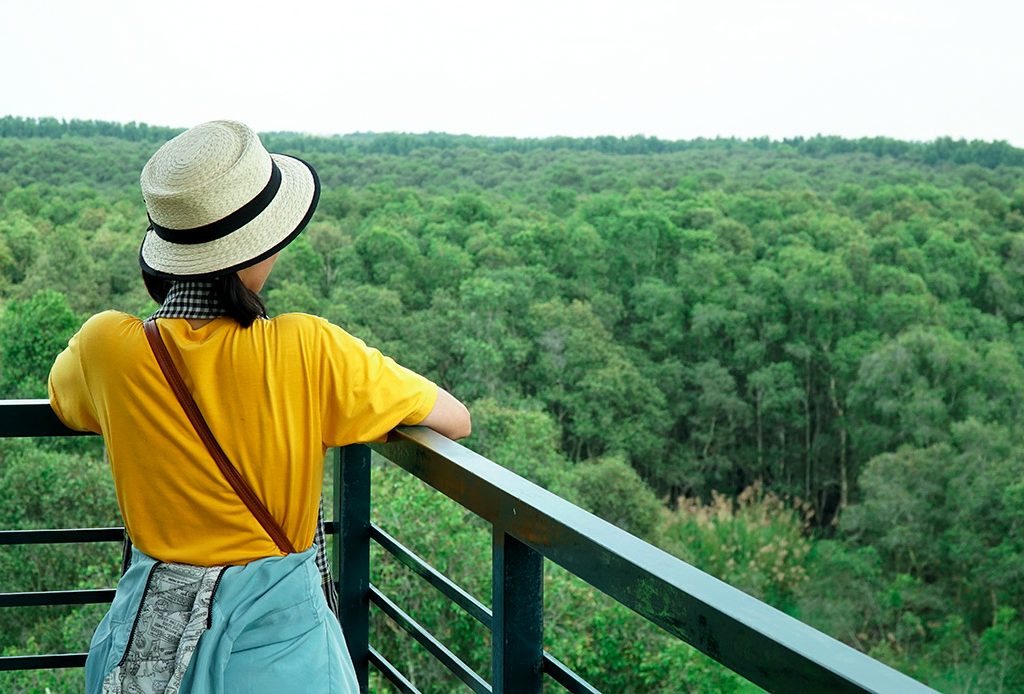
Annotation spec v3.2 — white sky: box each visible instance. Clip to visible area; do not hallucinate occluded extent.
[2,0,1023,144]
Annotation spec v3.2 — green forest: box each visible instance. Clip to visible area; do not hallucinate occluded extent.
[2,115,1024,692]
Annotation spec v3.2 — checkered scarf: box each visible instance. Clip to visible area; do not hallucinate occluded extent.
[149,280,229,320]
[149,280,339,615]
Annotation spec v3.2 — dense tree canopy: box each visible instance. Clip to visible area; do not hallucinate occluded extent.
[2,117,1024,691]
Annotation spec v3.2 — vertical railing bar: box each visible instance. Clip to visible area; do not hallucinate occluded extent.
[337,444,372,693]
[492,528,544,694]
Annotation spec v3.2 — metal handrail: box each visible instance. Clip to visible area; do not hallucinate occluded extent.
[0,400,936,693]
[361,428,936,693]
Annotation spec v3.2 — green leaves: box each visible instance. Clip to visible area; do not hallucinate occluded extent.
[3,126,1024,688]
[0,289,79,398]
[0,440,120,663]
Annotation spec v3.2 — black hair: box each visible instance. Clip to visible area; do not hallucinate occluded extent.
[142,270,267,328]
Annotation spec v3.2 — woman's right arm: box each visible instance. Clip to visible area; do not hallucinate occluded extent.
[317,318,472,444]
[418,387,472,440]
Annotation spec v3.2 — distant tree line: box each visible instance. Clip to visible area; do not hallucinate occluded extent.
[4,114,1024,167]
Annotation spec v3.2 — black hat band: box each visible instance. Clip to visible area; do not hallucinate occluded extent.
[148,161,282,245]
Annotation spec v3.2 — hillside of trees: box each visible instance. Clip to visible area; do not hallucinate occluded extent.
[2,116,1024,691]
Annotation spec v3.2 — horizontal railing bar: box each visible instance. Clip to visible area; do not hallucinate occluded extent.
[369,583,491,694]
[374,428,936,694]
[370,523,492,629]
[369,644,422,694]
[0,589,116,608]
[0,527,124,545]
[370,525,596,693]
[0,400,93,437]
[543,652,602,694]
[0,653,87,671]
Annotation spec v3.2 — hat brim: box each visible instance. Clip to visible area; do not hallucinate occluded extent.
[139,154,320,280]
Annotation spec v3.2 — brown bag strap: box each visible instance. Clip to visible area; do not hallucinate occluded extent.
[143,319,296,554]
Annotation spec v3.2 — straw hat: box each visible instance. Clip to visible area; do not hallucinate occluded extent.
[139,120,319,279]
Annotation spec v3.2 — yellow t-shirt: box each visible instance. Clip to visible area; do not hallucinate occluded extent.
[47,311,438,566]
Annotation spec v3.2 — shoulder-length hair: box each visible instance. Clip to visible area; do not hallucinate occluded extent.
[142,271,267,328]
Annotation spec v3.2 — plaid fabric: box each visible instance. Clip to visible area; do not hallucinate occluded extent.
[141,280,339,613]
[149,280,229,320]
[315,496,340,615]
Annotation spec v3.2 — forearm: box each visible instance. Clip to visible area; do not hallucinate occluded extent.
[418,387,472,440]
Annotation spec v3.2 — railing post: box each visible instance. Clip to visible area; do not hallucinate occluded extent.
[492,529,544,693]
[336,444,371,693]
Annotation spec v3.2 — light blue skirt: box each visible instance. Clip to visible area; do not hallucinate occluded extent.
[85,547,359,693]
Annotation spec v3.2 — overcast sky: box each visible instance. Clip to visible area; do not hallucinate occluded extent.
[3,0,1022,144]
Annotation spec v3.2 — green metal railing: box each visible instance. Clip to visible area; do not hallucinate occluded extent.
[0,399,935,692]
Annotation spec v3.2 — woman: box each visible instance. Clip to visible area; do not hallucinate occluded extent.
[47,120,471,692]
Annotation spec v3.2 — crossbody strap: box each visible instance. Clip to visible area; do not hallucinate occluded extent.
[143,319,296,554]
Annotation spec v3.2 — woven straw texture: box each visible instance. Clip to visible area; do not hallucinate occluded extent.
[140,121,316,278]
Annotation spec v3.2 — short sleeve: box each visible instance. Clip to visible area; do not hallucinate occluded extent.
[47,323,102,433]
[319,320,439,446]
